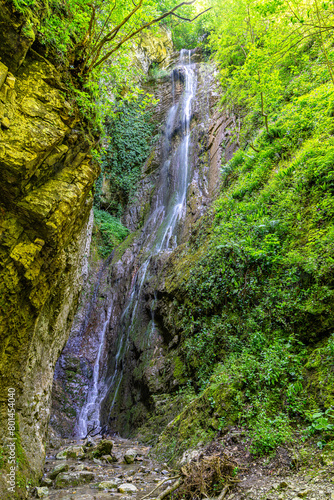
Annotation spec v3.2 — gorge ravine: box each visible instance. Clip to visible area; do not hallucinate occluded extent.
[50,48,233,442]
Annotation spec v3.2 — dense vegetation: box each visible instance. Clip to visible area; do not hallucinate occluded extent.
[95,96,157,215]
[93,209,129,257]
[152,0,334,461]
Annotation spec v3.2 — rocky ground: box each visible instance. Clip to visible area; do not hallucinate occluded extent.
[31,436,178,500]
[30,431,334,500]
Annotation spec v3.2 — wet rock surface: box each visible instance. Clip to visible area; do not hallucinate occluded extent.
[35,436,176,499]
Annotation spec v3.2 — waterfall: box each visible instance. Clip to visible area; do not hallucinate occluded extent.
[75,49,197,437]
[75,304,113,438]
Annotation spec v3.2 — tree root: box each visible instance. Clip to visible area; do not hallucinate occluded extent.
[141,452,240,500]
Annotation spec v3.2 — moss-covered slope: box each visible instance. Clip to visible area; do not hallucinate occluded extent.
[146,53,334,464]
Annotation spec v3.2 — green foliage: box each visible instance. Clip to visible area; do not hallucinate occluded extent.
[148,63,170,80]
[93,208,129,257]
[11,0,208,131]
[158,19,334,457]
[0,446,4,469]
[95,96,156,214]
[249,411,292,455]
[157,0,211,49]
[305,409,334,437]
[207,0,334,136]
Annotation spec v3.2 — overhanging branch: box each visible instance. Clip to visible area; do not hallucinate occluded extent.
[170,7,212,22]
[90,0,211,72]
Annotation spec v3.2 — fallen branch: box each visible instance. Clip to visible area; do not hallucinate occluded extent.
[156,477,184,500]
[249,143,259,153]
[216,484,230,500]
[84,424,97,439]
[140,475,181,500]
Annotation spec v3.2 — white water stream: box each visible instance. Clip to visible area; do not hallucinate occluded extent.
[75,305,113,437]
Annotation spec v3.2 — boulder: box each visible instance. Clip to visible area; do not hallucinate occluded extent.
[35,487,49,498]
[98,479,121,490]
[101,454,118,463]
[48,462,69,479]
[90,439,114,458]
[96,439,114,455]
[66,445,85,459]
[74,464,85,471]
[123,449,138,464]
[55,448,68,460]
[118,483,138,493]
[40,477,52,487]
[55,471,95,488]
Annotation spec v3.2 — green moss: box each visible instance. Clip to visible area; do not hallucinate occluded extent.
[304,337,334,410]
[139,201,151,227]
[151,380,236,464]
[173,356,186,383]
[112,230,139,263]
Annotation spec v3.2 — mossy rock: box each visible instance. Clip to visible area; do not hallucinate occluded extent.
[98,479,121,489]
[304,345,334,410]
[88,439,114,458]
[55,471,95,488]
[48,462,69,479]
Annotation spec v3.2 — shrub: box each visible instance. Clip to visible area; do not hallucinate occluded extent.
[93,208,129,257]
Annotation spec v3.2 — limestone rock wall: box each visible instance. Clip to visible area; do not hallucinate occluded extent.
[134,28,175,73]
[0,12,99,498]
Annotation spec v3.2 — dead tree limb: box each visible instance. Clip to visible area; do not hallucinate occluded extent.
[156,477,183,500]
[140,475,181,500]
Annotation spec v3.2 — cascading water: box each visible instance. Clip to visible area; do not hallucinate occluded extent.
[75,49,197,437]
[75,304,113,437]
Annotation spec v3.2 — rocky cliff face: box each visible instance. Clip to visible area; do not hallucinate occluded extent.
[99,61,239,436]
[134,28,175,73]
[50,51,239,444]
[0,7,99,498]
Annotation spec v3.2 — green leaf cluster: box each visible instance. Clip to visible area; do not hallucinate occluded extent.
[207,0,334,134]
